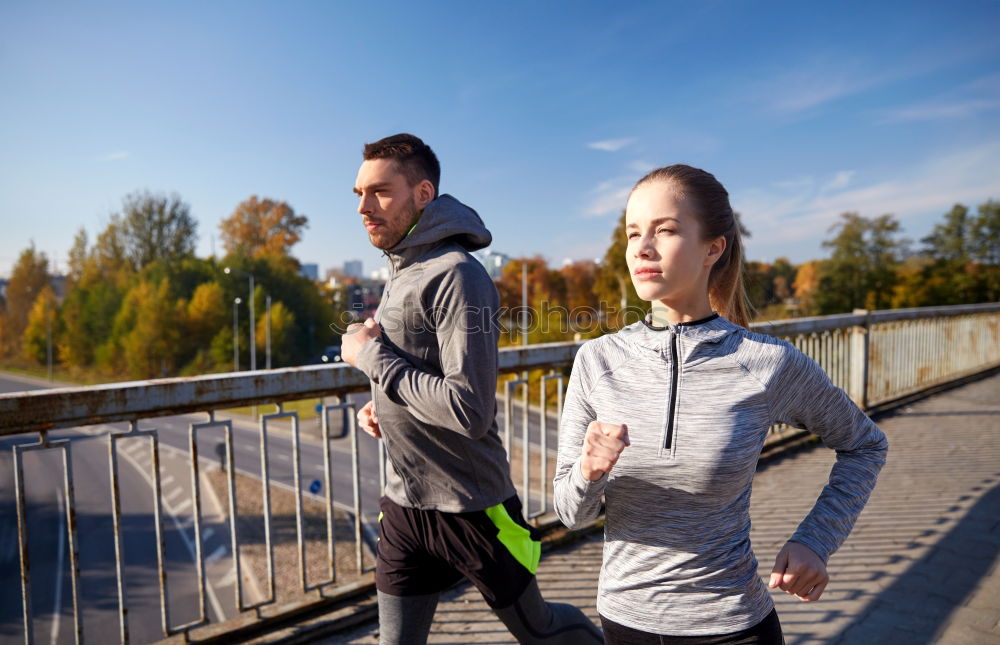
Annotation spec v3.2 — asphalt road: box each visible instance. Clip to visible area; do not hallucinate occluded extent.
[0,371,559,643]
[0,373,381,645]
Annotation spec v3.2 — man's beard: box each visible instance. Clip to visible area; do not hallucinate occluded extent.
[367,194,420,250]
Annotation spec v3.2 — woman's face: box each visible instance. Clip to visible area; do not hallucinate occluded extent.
[624,181,724,307]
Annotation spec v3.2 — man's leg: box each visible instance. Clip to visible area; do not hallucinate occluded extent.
[437,495,602,644]
[492,577,603,644]
[377,590,440,645]
[375,498,462,645]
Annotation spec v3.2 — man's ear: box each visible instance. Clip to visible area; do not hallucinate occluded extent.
[705,235,726,268]
[415,179,435,208]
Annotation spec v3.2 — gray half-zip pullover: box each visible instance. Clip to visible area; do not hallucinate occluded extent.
[355,194,515,512]
[553,315,888,635]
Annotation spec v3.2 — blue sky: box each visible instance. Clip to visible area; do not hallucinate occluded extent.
[2,1,999,279]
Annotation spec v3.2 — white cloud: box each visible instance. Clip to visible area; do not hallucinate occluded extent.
[880,99,1000,123]
[97,151,130,162]
[628,159,657,174]
[587,137,637,152]
[733,141,1000,257]
[879,73,1000,123]
[751,58,892,115]
[821,170,855,192]
[582,178,631,218]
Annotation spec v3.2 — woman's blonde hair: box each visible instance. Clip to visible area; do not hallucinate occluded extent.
[632,164,753,327]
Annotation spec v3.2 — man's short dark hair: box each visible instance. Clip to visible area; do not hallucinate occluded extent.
[363,133,441,196]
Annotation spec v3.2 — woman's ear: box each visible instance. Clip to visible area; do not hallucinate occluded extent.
[705,235,727,268]
[415,179,436,208]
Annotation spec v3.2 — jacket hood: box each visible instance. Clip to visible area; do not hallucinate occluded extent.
[389,194,492,258]
[617,314,739,352]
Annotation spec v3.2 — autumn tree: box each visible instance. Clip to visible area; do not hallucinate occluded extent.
[560,260,600,311]
[21,285,59,364]
[219,196,308,259]
[111,279,181,378]
[256,300,296,367]
[1,245,50,356]
[495,257,569,344]
[792,261,822,315]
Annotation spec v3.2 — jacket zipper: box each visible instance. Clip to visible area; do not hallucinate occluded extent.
[664,331,680,450]
[372,251,416,504]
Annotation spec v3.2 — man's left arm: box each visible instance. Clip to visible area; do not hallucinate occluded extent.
[348,263,499,440]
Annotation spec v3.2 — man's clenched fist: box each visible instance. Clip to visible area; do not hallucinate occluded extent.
[342,318,381,367]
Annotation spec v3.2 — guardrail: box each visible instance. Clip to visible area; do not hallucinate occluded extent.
[0,302,997,644]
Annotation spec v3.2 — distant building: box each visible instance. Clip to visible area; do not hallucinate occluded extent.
[50,274,66,299]
[0,278,7,301]
[344,260,363,279]
[324,268,347,289]
[473,249,510,279]
[300,263,319,281]
[370,266,390,282]
[343,280,385,321]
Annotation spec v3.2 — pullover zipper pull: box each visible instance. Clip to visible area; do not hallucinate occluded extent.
[664,331,680,451]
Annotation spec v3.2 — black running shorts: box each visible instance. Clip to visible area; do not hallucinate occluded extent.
[375,495,541,609]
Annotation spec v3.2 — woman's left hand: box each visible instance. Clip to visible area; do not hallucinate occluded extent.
[768,541,829,601]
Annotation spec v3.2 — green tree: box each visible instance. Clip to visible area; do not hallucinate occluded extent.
[66,228,89,289]
[922,204,970,263]
[114,191,198,271]
[972,200,1000,264]
[971,200,1000,300]
[815,212,906,314]
[904,201,1000,305]
[865,214,905,310]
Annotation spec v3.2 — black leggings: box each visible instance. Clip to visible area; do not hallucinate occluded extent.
[599,609,784,645]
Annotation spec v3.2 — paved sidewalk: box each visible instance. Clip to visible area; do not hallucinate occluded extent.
[329,373,1000,644]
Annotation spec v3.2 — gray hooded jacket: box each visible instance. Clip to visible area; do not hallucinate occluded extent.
[355,194,515,512]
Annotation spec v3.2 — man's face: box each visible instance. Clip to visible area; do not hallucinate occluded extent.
[354,158,422,250]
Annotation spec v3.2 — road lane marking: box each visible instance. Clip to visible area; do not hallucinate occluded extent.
[277,454,290,462]
[205,545,227,565]
[51,487,66,645]
[164,487,184,503]
[202,528,215,541]
[116,448,227,623]
[173,498,192,513]
[161,475,175,487]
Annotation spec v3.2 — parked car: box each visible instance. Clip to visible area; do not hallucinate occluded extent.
[319,345,342,363]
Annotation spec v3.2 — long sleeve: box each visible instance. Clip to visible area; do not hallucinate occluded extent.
[355,261,499,440]
[553,342,608,530]
[769,349,889,561]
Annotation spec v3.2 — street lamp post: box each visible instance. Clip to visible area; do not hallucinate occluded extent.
[45,296,52,382]
[225,267,255,371]
[233,297,242,372]
[265,295,272,369]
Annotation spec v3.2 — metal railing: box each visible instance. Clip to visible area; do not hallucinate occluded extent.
[0,302,997,644]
